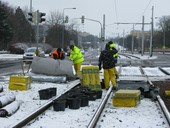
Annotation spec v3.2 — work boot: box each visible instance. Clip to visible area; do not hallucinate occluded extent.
[115,74,119,79]
[105,88,109,91]
[112,85,117,91]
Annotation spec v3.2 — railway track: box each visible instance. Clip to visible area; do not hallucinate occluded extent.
[0,54,170,127]
[7,78,170,128]
[11,80,80,128]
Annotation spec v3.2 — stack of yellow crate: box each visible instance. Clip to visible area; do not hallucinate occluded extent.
[8,75,32,90]
[81,66,101,90]
[112,89,141,107]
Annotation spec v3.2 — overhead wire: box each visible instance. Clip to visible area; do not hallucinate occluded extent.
[128,0,153,33]
[135,0,153,26]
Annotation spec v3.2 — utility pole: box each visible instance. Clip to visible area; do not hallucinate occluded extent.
[30,0,32,12]
[115,21,150,55]
[117,33,120,51]
[150,6,154,57]
[141,16,145,56]
[103,15,105,41]
[132,24,134,54]
[101,14,105,51]
[123,30,125,53]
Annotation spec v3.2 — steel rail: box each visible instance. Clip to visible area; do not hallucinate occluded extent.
[157,95,170,126]
[119,53,141,59]
[87,85,113,128]
[11,80,80,128]
[141,67,170,127]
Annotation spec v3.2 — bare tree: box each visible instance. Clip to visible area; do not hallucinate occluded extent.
[48,11,63,25]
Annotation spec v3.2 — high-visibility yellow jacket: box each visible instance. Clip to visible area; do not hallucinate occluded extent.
[69,45,84,64]
[110,43,118,58]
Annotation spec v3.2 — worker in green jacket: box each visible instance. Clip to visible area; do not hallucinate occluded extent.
[69,44,84,76]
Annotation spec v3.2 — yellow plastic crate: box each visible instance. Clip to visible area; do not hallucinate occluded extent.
[9,82,31,90]
[81,74,90,86]
[115,89,141,97]
[112,89,141,107]
[112,96,140,107]
[81,66,101,90]
[9,75,32,84]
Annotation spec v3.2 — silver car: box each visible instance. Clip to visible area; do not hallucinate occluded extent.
[23,47,45,60]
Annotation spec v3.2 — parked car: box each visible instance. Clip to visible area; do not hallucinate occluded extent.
[23,47,45,60]
[8,43,28,54]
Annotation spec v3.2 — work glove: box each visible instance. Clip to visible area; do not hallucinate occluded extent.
[69,57,73,61]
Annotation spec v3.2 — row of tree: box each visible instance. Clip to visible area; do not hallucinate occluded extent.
[2,1,169,53]
[0,1,98,52]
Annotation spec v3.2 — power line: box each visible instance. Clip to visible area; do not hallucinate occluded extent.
[135,0,153,25]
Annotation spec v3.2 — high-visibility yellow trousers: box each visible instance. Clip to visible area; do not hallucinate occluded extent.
[114,67,118,75]
[74,62,82,76]
[104,67,116,89]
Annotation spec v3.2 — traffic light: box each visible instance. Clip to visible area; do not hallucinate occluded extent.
[28,12,33,22]
[28,12,37,23]
[38,12,46,23]
[65,16,69,23]
[81,15,85,24]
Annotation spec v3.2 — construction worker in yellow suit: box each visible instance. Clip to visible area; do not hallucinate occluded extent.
[69,44,84,76]
[108,41,119,79]
[98,43,118,90]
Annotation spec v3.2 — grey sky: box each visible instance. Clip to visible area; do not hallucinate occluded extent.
[3,0,170,38]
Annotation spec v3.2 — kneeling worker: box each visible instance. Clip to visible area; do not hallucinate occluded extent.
[51,48,65,60]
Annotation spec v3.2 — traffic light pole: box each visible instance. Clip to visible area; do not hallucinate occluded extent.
[83,17,103,48]
[83,17,103,51]
[84,18,103,39]
[28,10,46,56]
[62,8,76,49]
[35,10,39,56]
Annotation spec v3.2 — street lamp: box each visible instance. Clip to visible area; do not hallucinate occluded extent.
[62,8,76,49]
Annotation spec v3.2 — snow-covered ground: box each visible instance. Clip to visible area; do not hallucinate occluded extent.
[0,53,170,128]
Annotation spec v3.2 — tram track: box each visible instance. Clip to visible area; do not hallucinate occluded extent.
[11,80,80,128]
[10,77,170,128]
[1,54,170,127]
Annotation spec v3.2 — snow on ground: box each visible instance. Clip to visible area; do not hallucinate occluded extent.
[0,54,23,60]
[97,95,169,128]
[162,67,170,74]
[0,53,170,128]
[0,77,169,128]
[120,66,143,76]
[143,67,167,77]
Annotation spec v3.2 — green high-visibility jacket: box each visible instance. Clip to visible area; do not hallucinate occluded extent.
[110,43,119,57]
[69,45,84,64]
